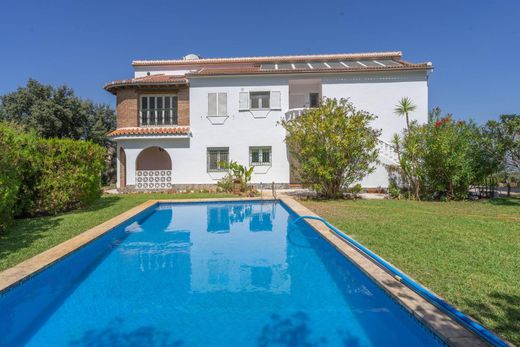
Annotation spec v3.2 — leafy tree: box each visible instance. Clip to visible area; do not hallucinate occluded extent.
[392,123,424,200]
[394,97,416,131]
[484,114,520,196]
[281,98,380,199]
[0,79,116,183]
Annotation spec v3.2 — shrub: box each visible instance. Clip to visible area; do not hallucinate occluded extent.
[0,124,23,231]
[282,98,380,199]
[30,138,106,215]
[0,122,106,230]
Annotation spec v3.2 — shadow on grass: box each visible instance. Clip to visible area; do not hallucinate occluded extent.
[0,196,122,264]
[461,292,520,344]
[487,197,520,207]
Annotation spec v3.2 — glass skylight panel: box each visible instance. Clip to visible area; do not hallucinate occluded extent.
[277,63,293,70]
[293,62,310,69]
[359,60,381,67]
[377,59,401,66]
[327,61,345,68]
[260,63,276,70]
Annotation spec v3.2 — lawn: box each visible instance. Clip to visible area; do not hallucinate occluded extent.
[301,197,520,345]
[0,192,233,272]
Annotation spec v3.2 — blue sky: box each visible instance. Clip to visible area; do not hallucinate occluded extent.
[1,0,518,123]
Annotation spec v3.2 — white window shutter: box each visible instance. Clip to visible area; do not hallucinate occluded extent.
[270,91,281,109]
[218,93,227,116]
[208,93,217,116]
[239,92,249,110]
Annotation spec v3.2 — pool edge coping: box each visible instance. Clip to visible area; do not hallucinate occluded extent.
[280,196,502,347]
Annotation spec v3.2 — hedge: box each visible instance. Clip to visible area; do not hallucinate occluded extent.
[0,122,106,231]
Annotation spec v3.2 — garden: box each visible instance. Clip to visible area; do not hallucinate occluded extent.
[0,81,519,344]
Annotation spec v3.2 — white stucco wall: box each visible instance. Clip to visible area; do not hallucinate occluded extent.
[117,69,429,188]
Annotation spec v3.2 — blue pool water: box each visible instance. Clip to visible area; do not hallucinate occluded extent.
[0,201,445,346]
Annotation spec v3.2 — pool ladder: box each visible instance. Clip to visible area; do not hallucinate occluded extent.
[291,215,509,347]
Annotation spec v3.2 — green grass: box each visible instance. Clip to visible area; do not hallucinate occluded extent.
[0,192,233,272]
[301,197,520,345]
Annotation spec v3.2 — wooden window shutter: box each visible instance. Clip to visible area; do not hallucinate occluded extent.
[270,91,281,109]
[218,93,227,116]
[208,93,217,116]
[239,92,249,110]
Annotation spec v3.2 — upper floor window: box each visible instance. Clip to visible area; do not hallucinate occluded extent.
[250,146,272,166]
[208,93,227,116]
[250,92,270,110]
[140,95,178,126]
[239,91,281,111]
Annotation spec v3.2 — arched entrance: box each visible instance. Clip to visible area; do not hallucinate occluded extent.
[135,146,172,190]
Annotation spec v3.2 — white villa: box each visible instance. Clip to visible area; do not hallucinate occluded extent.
[105,51,433,191]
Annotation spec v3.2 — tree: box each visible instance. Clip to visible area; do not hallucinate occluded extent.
[392,123,424,200]
[0,79,116,183]
[394,97,416,131]
[281,98,381,199]
[484,114,520,196]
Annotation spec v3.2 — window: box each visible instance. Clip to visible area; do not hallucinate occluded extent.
[140,95,178,126]
[309,93,320,108]
[250,147,272,166]
[250,92,270,109]
[207,148,229,172]
[208,93,227,116]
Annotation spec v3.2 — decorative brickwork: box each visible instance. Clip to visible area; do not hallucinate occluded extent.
[119,147,126,188]
[116,89,139,128]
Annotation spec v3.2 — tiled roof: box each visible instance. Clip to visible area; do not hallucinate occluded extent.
[187,61,432,77]
[132,51,404,66]
[107,127,191,137]
[104,74,188,93]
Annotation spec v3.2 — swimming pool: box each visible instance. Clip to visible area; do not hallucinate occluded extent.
[1,200,450,346]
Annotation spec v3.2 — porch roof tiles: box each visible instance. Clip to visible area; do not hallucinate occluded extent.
[107,126,191,137]
[104,75,188,94]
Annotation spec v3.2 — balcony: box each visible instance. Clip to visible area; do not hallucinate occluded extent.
[140,108,178,127]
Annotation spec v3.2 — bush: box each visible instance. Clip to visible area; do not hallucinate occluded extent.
[282,98,380,199]
[0,122,106,230]
[30,138,106,215]
[0,124,24,231]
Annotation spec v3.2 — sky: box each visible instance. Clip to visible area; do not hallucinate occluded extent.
[0,0,518,124]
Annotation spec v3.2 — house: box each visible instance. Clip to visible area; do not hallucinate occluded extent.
[104,51,433,191]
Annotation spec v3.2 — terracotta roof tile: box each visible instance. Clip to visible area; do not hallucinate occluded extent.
[104,74,188,93]
[132,51,403,66]
[107,127,190,137]
[187,62,432,77]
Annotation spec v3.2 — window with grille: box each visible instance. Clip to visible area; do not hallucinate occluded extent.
[207,148,229,172]
[250,147,272,166]
[140,95,178,126]
[208,93,227,116]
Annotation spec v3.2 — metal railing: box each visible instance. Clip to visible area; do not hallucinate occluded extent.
[377,139,399,164]
[140,109,178,127]
[284,108,309,121]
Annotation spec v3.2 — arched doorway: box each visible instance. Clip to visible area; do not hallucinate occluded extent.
[119,147,126,188]
[135,146,172,190]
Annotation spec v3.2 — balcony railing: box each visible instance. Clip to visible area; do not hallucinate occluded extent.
[140,108,178,127]
[284,108,310,121]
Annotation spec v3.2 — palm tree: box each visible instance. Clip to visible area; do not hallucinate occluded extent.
[394,97,416,131]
